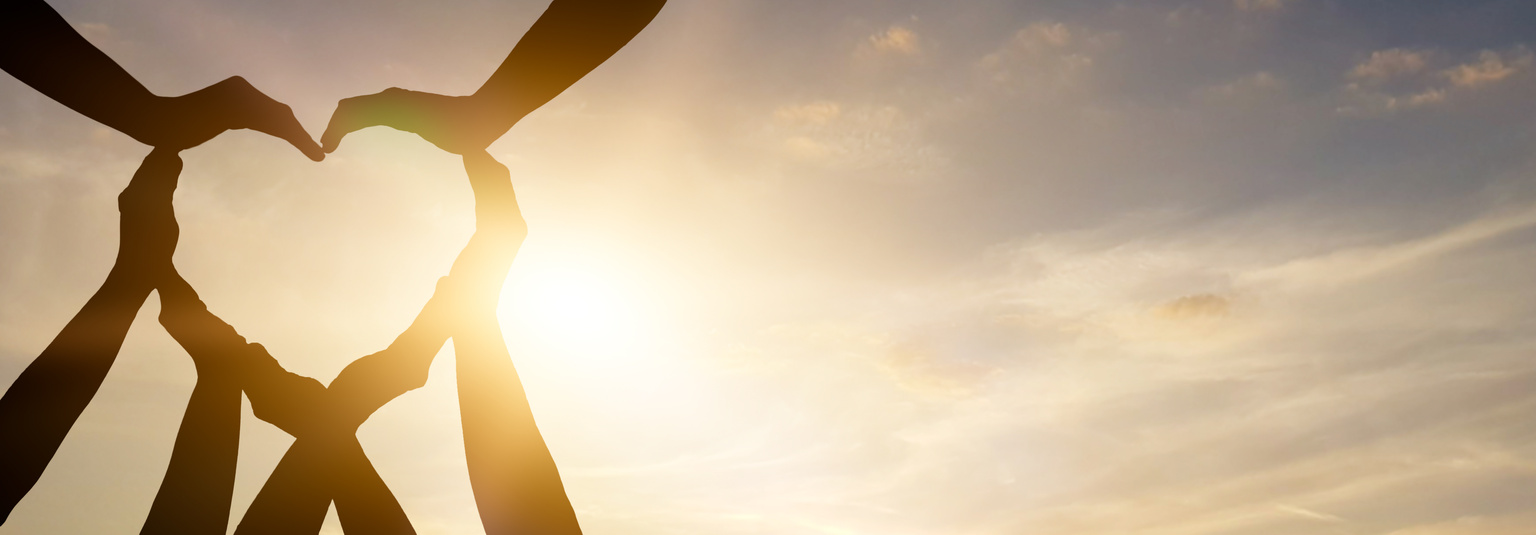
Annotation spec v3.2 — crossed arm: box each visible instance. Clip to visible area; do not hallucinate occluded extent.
[1,0,663,530]
[140,150,534,535]
[230,152,538,535]
[121,148,569,535]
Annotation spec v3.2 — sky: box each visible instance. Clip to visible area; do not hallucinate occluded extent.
[4,0,1536,533]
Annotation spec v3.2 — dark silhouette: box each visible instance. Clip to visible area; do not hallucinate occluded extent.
[0,0,320,523]
[0,0,666,532]
[0,1,322,159]
[321,0,667,156]
[0,1,324,159]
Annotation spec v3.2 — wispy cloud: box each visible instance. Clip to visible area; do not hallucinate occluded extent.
[860,25,921,57]
[1339,46,1532,114]
[977,22,1115,97]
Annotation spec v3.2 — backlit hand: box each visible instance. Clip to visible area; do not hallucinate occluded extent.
[115,149,182,282]
[321,88,514,156]
[142,76,324,161]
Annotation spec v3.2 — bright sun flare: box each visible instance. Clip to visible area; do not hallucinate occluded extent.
[497,241,657,360]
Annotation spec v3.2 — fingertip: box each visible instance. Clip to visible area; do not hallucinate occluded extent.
[320,125,342,154]
[288,136,325,161]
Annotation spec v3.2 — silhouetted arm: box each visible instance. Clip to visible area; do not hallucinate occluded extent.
[242,152,531,534]
[230,256,461,535]
[456,318,578,535]
[0,0,322,159]
[0,148,181,524]
[239,433,415,535]
[321,0,667,155]
[322,149,527,425]
[441,152,580,535]
[232,294,449,535]
[153,270,415,535]
[297,152,527,531]
[146,270,333,535]
[142,275,243,535]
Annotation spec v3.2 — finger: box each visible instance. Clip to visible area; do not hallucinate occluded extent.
[229,83,325,162]
[321,88,410,154]
[250,99,325,162]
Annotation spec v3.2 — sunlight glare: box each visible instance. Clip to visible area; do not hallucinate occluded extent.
[498,241,660,362]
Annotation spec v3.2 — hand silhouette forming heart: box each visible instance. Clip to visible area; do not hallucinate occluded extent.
[0,1,667,534]
[137,146,536,535]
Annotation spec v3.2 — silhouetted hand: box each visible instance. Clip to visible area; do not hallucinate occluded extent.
[115,149,183,282]
[141,76,324,161]
[322,88,513,156]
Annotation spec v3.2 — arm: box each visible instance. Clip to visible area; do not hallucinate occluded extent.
[0,0,322,159]
[447,153,578,535]
[0,148,181,524]
[259,153,528,534]
[457,319,579,535]
[476,0,669,124]
[321,0,667,155]
[324,150,527,428]
[244,154,524,534]
[139,275,246,535]
[159,272,419,535]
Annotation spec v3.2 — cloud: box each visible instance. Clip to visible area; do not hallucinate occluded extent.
[1201,71,1284,101]
[1244,202,1536,290]
[1349,48,1429,82]
[773,100,841,126]
[977,22,1115,96]
[1155,293,1231,320]
[1274,502,1346,523]
[765,100,946,175]
[1338,46,1531,115]
[861,25,920,57]
[710,193,1536,534]
[1234,0,1290,12]
[1443,48,1534,88]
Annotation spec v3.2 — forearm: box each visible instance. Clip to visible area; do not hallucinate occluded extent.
[3,270,153,409]
[472,0,665,126]
[139,377,242,535]
[450,153,524,299]
[233,439,336,535]
[329,436,415,535]
[0,0,165,143]
[0,250,155,523]
[325,152,523,417]
[455,319,580,535]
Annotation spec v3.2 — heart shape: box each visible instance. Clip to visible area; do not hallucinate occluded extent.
[0,2,667,532]
[121,139,532,534]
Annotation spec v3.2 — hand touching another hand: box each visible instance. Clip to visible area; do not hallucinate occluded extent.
[141,76,324,161]
[114,149,183,282]
[321,88,513,156]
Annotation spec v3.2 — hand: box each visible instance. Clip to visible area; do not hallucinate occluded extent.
[116,149,183,281]
[321,88,515,156]
[140,76,324,161]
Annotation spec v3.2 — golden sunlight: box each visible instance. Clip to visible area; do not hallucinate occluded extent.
[498,239,660,361]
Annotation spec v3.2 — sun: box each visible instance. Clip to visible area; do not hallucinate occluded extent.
[496,238,657,361]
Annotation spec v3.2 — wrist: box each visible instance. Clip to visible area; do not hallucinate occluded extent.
[99,263,157,298]
[119,95,177,146]
[465,92,523,135]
